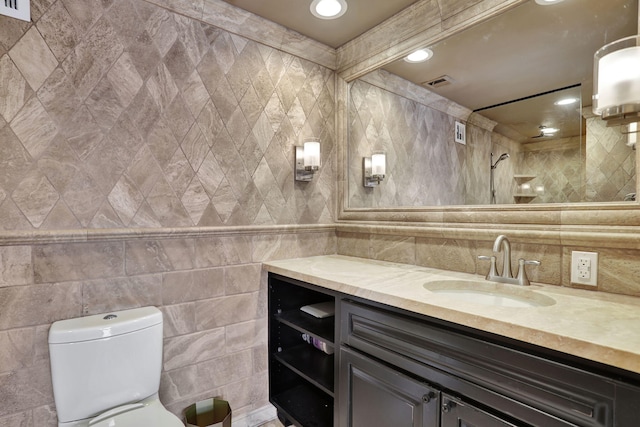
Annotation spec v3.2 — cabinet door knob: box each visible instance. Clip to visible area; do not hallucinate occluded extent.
[422,392,435,403]
[442,400,456,413]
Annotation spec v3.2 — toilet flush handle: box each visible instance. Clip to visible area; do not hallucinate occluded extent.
[88,403,145,425]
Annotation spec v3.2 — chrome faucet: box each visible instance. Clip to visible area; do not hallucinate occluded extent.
[478,235,540,286]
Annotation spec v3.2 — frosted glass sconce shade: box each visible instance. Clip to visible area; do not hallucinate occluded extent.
[303,141,320,169]
[363,152,386,187]
[295,139,321,181]
[593,36,640,125]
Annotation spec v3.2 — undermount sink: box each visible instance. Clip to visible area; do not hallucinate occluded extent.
[423,280,556,308]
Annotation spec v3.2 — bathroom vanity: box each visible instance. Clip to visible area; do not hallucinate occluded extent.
[265,255,640,427]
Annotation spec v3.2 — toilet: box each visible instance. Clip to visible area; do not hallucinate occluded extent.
[48,306,183,427]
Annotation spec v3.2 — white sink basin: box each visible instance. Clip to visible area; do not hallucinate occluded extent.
[423,280,555,308]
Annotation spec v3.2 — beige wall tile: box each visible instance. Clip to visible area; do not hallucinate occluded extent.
[370,234,416,264]
[11,170,59,228]
[511,242,562,286]
[0,360,53,418]
[0,283,82,329]
[0,328,34,374]
[9,96,58,159]
[195,349,254,389]
[81,275,163,315]
[159,363,198,403]
[36,1,80,61]
[0,246,32,287]
[163,328,225,371]
[195,293,259,330]
[416,237,476,274]
[0,55,33,123]
[252,344,269,375]
[31,405,57,427]
[161,303,197,338]
[162,268,224,305]
[0,410,33,427]
[225,319,267,354]
[33,242,124,283]
[336,231,370,258]
[33,325,51,364]
[252,232,336,262]
[194,236,253,268]
[125,239,195,275]
[9,27,58,91]
[225,264,262,295]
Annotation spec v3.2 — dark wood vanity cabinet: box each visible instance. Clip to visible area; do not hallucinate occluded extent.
[267,273,640,427]
[339,299,640,427]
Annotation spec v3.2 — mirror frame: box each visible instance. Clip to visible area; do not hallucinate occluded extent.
[334,0,640,240]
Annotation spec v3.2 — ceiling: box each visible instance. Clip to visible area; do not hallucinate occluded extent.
[219,0,419,48]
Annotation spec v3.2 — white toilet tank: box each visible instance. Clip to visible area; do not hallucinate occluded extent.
[48,307,164,424]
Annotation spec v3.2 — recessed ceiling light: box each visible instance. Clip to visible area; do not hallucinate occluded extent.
[310,0,347,19]
[404,49,433,63]
[541,127,559,134]
[555,97,579,106]
[534,0,565,5]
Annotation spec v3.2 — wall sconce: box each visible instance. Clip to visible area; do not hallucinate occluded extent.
[363,152,386,187]
[593,35,640,125]
[295,139,321,181]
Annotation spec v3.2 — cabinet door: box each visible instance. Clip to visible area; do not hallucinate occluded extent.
[340,347,439,427]
[440,395,517,427]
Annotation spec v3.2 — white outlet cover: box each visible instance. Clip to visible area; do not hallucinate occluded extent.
[570,251,598,286]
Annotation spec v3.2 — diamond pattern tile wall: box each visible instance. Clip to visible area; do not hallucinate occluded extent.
[519,139,584,204]
[585,117,636,202]
[0,0,335,230]
[348,79,469,208]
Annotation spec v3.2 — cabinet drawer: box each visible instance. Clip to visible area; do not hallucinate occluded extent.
[341,300,620,427]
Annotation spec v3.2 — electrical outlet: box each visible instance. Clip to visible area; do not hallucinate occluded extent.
[571,251,598,286]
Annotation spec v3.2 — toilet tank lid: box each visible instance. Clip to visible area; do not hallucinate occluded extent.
[49,306,162,344]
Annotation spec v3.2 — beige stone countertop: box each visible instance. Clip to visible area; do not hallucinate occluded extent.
[263,255,640,375]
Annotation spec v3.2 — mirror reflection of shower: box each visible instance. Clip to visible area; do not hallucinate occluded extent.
[490,152,510,204]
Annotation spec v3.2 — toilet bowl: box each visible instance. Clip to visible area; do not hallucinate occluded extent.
[48,307,183,427]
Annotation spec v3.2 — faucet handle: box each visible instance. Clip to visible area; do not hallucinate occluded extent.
[516,259,540,286]
[478,255,498,280]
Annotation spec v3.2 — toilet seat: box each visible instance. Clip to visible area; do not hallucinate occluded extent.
[86,396,182,427]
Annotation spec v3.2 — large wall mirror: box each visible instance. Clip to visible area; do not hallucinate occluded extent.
[347,0,637,209]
